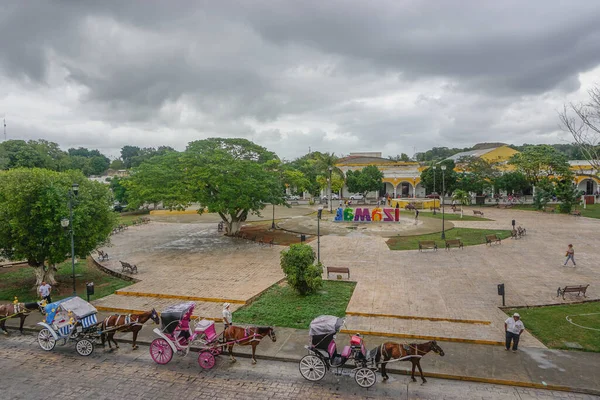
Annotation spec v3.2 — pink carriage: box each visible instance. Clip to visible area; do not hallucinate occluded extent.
[149,302,223,369]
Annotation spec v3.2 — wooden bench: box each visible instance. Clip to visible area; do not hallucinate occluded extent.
[517,226,526,237]
[557,284,589,300]
[97,250,109,261]
[485,234,501,245]
[544,206,556,213]
[418,241,438,251]
[571,210,581,216]
[473,210,484,216]
[445,239,463,250]
[289,200,299,205]
[119,261,138,274]
[326,267,350,280]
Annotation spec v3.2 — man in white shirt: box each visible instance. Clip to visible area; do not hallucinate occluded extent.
[222,303,232,329]
[38,281,52,304]
[504,313,525,352]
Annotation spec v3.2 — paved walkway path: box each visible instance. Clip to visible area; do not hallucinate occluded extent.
[4,316,599,396]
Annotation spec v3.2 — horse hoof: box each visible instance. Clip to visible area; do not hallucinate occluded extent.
[132,346,138,350]
[252,360,257,365]
[382,377,389,382]
[2,331,8,336]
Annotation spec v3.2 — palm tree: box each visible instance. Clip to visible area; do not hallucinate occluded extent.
[452,189,471,218]
[313,152,345,197]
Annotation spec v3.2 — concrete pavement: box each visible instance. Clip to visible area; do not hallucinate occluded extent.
[4,312,600,396]
[3,334,596,400]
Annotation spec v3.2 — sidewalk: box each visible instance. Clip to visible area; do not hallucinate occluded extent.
[4,312,599,396]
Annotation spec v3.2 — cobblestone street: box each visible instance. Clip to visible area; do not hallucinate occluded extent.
[1,335,597,400]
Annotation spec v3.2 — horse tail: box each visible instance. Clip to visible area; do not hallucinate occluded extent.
[374,343,382,364]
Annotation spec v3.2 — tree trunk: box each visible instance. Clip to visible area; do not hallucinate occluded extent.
[33,265,46,287]
[227,220,242,235]
[461,206,464,219]
[45,264,58,285]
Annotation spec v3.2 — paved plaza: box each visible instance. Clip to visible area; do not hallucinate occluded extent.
[2,335,598,400]
[95,206,599,346]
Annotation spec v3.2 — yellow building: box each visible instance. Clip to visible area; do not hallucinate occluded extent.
[335,146,599,200]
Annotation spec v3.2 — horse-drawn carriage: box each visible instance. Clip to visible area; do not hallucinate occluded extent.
[149,302,223,368]
[150,302,276,369]
[299,315,378,388]
[36,296,100,356]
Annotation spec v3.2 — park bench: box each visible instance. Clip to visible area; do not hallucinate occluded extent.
[557,284,589,300]
[217,221,224,232]
[485,234,501,245]
[119,261,138,274]
[517,226,526,237]
[289,200,299,205]
[473,210,484,216]
[326,267,350,280]
[445,239,463,250]
[571,210,581,216]
[97,250,109,261]
[544,206,556,213]
[418,241,438,251]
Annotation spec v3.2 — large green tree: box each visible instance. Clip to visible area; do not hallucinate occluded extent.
[0,168,117,286]
[346,165,383,200]
[419,160,458,195]
[123,151,189,210]
[493,171,531,194]
[509,145,571,185]
[181,138,284,235]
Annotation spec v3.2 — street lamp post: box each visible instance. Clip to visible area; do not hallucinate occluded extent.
[441,165,446,239]
[433,166,437,215]
[328,166,333,214]
[61,183,79,296]
[317,206,323,264]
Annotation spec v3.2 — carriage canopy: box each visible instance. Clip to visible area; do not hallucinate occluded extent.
[160,302,196,334]
[44,296,97,325]
[308,315,344,337]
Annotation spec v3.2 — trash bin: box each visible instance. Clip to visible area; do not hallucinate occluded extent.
[86,282,94,302]
[300,234,306,242]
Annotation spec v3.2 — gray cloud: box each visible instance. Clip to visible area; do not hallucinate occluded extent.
[1,1,599,160]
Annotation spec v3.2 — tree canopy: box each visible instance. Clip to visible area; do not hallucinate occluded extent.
[346,165,383,198]
[0,168,117,285]
[181,138,284,234]
[123,151,189,210]
[509,145,571,185]
[419,160,458,195]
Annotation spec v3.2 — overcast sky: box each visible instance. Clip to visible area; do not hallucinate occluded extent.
[1,1,600,160]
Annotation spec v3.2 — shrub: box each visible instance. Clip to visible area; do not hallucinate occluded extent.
[280,244,323,295]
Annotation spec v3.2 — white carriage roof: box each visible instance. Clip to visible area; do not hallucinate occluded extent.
[60,297,97,318]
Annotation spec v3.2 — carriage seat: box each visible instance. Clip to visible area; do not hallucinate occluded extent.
[194,319,218,342]
[340,345,352,358]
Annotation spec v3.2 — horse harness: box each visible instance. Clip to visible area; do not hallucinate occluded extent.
[103,314,143,331]
[0,303,33,322]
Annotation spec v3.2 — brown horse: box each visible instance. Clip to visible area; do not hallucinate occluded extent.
[100,309,159,350]
[374,341,445,383]
[0,302,44,335]
[223,325,276,364]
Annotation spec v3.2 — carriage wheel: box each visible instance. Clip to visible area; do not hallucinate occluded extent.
[354,368,376,388]
[299,355,326,381]
[38,329,56,351]
[198,351,216,369]
[150,338,173,365]
[76,339,94,356]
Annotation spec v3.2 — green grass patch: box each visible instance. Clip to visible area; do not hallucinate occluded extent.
[234,281,356,329]
[0,259,133,303]
[386,227,512,250]
[506,302,600,352]
[420,212,490,221]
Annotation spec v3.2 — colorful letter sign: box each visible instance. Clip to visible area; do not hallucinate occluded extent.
[334,207,399,222]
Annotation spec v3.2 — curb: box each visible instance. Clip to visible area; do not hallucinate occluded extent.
[4,325,598,396]
[340,329,504,346]
[93,305,224,322]
[345,312,491,325]
[113,291,246,304]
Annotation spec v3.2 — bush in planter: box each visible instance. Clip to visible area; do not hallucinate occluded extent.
[280,244,323,295]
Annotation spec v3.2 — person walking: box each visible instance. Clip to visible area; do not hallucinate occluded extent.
[564,244,576,266]
[504,313,524,352]
[38,281,52,304]
[414,209,419,225]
